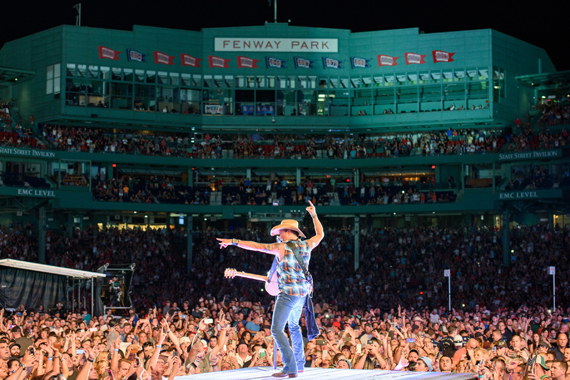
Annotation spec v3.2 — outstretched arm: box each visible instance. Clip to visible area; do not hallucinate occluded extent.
[305,201,324,249]
[217,239,284,260]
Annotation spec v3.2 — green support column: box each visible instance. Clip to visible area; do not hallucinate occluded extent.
[296,168,301,186]
[106,163,114,180]
[461,164,465,191]
[188,168,193,187]
[186,215,193,275]
[67,213,74,238]
[354,216,360,271]
[355,169,359,187]
[549,210,554,231]
[493,161,495,193]
[38,207,46,264]
[502,210,511,267]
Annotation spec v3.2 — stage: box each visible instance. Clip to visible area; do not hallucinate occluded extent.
[184,367,477,379]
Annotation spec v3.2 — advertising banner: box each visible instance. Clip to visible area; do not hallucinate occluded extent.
[204,105,223,114]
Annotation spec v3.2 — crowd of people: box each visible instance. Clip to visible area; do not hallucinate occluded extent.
[1,221,569,313]
[32,124,534,160]
[505,165,570,191]
[0,127,40,149]
[91,177,210,205]
[0,221,569,377]
[506,125,568,151]
[0,123,563,163]
[536,100,570,127]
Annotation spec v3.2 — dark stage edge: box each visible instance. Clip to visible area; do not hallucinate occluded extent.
[182,367,477,380]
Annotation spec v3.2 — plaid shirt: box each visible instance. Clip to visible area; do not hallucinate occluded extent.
[277,239,311,297]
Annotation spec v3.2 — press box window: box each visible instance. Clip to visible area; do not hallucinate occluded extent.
[46,63,61,95]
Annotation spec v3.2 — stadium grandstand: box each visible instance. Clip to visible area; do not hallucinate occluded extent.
[0,23,569,379]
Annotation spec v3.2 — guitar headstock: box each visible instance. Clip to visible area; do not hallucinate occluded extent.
[224,268,238,279]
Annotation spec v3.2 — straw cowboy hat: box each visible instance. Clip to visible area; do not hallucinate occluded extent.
[270,219,306,238]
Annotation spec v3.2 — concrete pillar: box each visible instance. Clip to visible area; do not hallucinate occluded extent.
[186,215,193,276]
[502,210,511,267]
[354,216,360,271]
[38,207,46,264]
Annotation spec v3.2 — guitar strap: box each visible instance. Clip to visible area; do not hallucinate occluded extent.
[286,241,319,341]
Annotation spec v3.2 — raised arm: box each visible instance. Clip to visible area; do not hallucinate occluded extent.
[305,201,324,249]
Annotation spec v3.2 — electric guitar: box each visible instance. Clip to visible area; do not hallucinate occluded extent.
[224,268,279,296]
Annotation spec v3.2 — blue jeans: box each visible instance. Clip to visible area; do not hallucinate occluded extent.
[271,292,306,375]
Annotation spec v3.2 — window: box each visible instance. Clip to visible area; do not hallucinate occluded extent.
[46,64,61,95]
[493,67,506,101]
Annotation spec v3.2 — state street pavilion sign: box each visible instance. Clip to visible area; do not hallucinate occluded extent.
[215,38,338,53]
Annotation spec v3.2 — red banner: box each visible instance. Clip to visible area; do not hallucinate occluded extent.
[208,56,231,68]
[405,52,427,65]
[377,55,399,66]
[98,46,120,60]
[236,56,260,69]
[180,54,202,67]
[432,50,455,63]
[154,51,175,65]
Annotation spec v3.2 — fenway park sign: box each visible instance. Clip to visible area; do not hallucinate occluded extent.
[215,38,338,52]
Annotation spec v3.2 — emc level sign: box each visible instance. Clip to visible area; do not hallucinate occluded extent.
[215,38,338,53]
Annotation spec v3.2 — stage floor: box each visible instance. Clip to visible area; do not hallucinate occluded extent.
[184,367,477,380]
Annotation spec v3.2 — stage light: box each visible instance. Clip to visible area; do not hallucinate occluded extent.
[420,292,423,295]
[112,164,116,167]
[462,304,465,307]
[431,165,435,169]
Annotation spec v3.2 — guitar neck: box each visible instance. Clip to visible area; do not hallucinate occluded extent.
[233,271,269,283]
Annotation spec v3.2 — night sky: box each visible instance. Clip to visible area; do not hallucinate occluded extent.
[2,0,568,71]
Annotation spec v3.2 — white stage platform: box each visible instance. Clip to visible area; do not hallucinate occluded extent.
[184,367,477,380]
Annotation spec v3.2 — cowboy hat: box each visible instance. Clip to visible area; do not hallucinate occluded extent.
[270,219,306,238]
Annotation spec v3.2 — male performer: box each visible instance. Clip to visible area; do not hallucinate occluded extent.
[217,201,323,378]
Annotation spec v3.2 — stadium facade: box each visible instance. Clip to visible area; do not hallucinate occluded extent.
[0,23,568,267]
